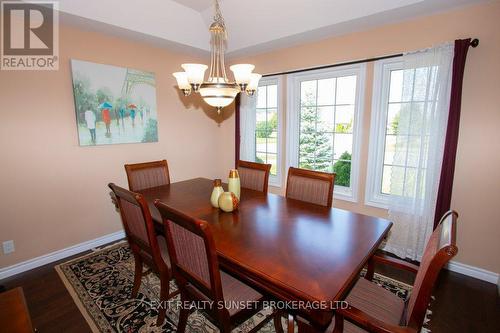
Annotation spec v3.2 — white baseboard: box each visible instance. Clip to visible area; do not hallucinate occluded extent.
[0,230,125,280]
[447,260,499,284]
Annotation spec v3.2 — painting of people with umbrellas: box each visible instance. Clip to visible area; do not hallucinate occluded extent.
[71,59,158,146]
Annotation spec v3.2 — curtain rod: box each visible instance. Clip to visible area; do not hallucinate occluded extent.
[263,38,479,77]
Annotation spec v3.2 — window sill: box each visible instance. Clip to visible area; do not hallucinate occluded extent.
[266,184,358,204]
[364,198,389,210]
[269,178,282,188]
[332,185,356,203]
[334,191,356,203]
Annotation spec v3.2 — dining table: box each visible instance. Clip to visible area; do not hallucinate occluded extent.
[139,177,392,332]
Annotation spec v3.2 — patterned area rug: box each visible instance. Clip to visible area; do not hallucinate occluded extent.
[56,242,431,333]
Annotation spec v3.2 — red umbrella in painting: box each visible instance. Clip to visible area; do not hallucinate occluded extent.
[127,104,137,109]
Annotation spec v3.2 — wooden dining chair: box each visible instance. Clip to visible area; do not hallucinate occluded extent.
[285,167,335,207]
[124,160,170,191]
[327,210,459,333]
[154,200,281,333]
[237,160,272,193]
[108,183,176,326]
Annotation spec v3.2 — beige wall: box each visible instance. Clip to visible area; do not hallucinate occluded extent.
[0,23,226,268]
[222,1,500,273]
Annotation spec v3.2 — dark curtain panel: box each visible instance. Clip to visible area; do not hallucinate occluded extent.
[434,38,472,228]
[234,94,241,168]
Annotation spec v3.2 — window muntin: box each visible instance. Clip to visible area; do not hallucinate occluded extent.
[381,69,404,194]
[383,67,437,196]
[255,83,279,176]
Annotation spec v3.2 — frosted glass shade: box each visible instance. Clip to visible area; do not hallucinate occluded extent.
[199,83,239,108]
[247,73,262,91]
[230,64,255,85]
[181,63,208,85]
[172,72,190,90]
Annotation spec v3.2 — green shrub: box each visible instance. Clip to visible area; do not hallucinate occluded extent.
[255,113,278,138]
[333,152,351,187]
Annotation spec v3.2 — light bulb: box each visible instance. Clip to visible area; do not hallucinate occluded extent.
[181,63,208,92]
[230,64,255,90]
[172,72,191,96]
[246,73,262,96]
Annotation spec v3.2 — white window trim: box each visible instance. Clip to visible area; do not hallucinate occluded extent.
[365,58,403,209]
[286,64,366,202]
[257,75,284,188]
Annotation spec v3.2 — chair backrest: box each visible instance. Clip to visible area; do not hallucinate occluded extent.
[124,160,170,191]
[108,183,165,271]
[405,210,458,329]
[237,160,272,193]
[285,167,335,207]
[154,200,224,303]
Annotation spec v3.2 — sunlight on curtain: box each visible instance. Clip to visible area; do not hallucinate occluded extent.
[239,93,256,162]
[383,43,454,260]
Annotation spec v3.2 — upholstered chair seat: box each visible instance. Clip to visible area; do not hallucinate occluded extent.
[185,270,264,317]
[220,271,263,316]
[326,278,405,333]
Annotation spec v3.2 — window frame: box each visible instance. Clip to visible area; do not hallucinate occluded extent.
[286,64,366,202]
[365,58,404,208]
[254,75,284,187]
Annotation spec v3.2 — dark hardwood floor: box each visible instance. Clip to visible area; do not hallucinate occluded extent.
[1,244,499,333]
[1,250,94,333]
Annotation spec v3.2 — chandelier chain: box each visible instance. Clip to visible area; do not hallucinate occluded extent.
[209,0,228,82]
[173,0,260,112]
[213,0,225,26]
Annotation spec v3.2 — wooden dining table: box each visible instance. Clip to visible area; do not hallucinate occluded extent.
[139,177,392,332]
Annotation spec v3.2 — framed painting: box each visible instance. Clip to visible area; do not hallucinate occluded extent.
[71,59,158,146]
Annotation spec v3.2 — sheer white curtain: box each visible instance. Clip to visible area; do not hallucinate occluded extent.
[383,43,454,260]
[239,93,256,162]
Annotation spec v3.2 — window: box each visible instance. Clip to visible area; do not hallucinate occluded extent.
[287,65,365,201]
[367,58,438,207]
[366,60,403,207]
[239,76,283,186]
[255,82,279,176]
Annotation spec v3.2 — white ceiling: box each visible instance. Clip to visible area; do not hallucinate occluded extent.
[171,0,212,12]
[55,0,484,57]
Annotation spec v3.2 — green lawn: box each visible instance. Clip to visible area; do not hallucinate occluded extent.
[255,136,278,175]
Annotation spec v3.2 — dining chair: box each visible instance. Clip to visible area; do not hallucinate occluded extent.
[237,160,272,193]
[324,210,459,333]
[154,200,281,333]
[108,183,176,326]
[124,159,170,191]
[285,167,335,207]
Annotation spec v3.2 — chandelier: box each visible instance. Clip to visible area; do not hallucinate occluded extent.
[172,0,261,114]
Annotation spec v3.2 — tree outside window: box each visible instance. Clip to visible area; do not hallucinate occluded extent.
[298,77,356,188]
